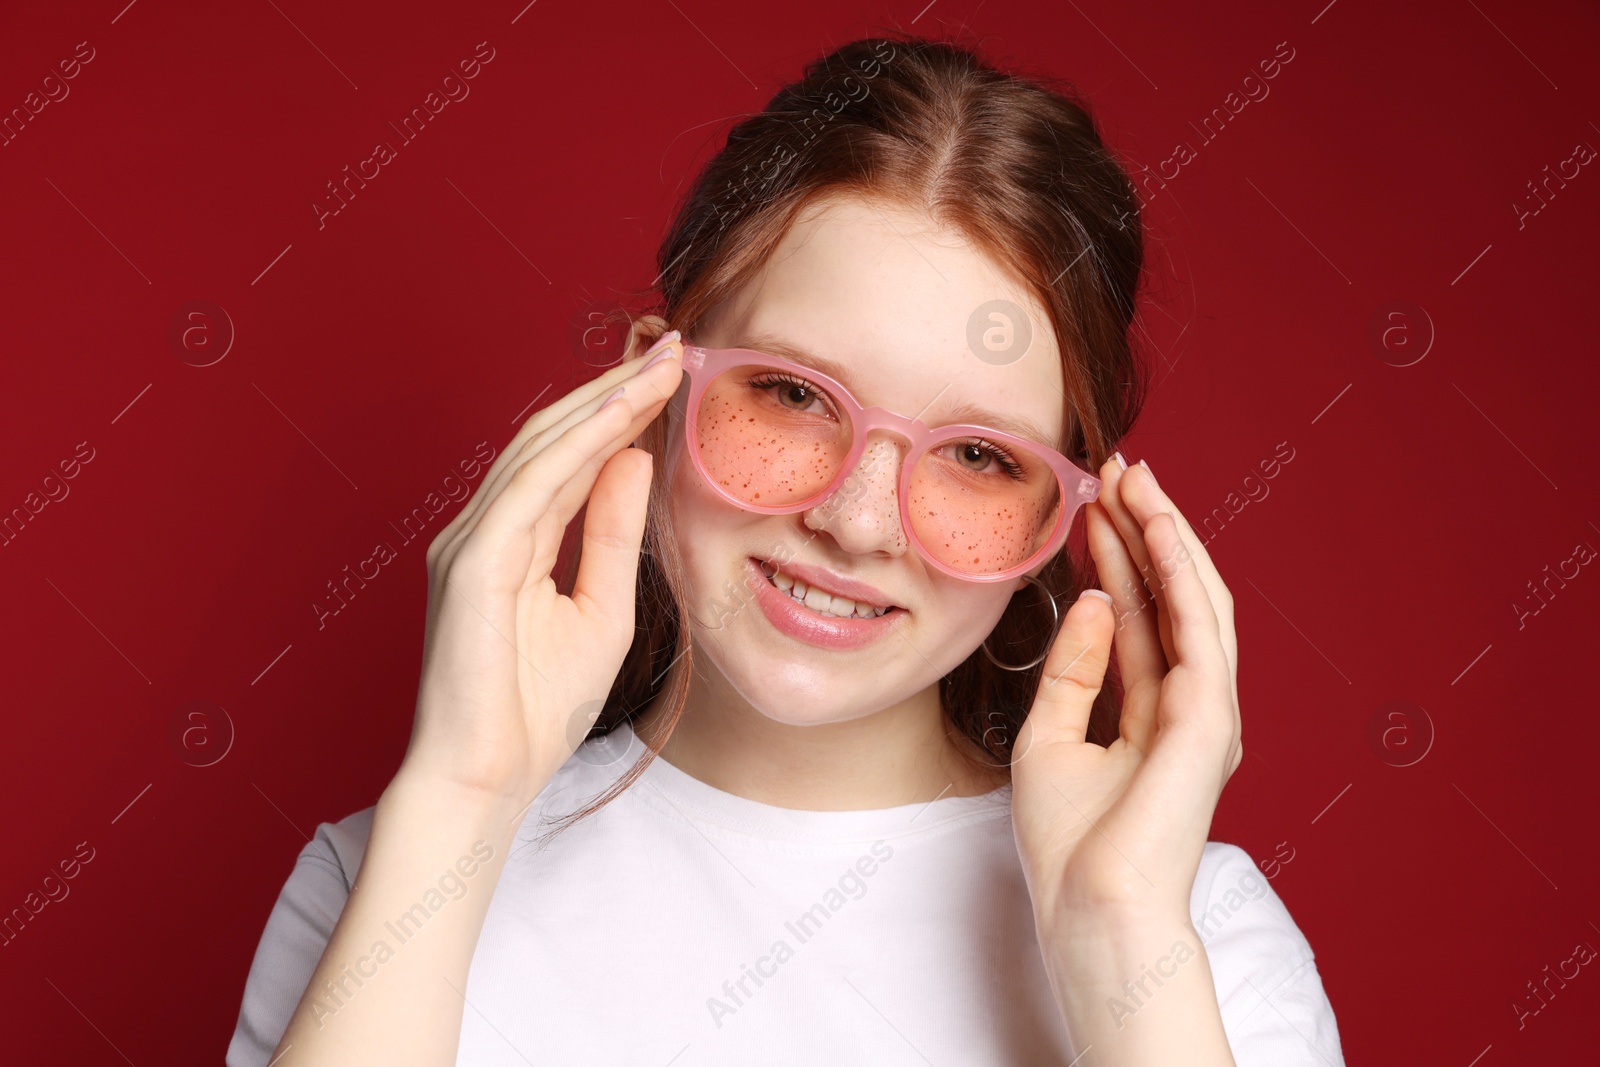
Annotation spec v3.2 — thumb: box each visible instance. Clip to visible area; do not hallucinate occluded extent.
[568,446,654,636]
[1021,589,1116,749]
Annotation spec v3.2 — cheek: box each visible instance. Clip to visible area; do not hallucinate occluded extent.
[916,581,1017,661]
[943,585,1014,629]
[666,451,755,584]
[669,446,731,535]
[889,580,1017,681]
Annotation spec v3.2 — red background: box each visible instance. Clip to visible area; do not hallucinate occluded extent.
[2,0,1597,1063]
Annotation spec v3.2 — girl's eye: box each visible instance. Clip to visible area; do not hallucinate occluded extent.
[749,373,834,416]
[945,439,1027,480]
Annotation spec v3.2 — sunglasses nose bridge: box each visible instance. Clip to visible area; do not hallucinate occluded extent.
[849,406,927,461]
[837,412,924,495]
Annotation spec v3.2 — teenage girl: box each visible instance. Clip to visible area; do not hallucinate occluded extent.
[228,35,1344,1067]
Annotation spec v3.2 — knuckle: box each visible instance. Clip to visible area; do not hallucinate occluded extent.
[425,527,453,568]
[583,527,634,554]
[444,531,495,589]
[1042,646,1109,695]
[1044,670,1103,697]
[494,452,547,505]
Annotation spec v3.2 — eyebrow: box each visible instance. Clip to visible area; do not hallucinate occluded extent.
[731,332,1066,451]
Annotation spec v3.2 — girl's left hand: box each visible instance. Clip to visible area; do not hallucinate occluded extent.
[1011,456,1243,930]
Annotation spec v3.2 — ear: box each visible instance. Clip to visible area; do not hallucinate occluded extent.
[625,314,673,360]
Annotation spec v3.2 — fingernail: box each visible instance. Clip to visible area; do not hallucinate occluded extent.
[601,386,626,409]
[641,329,681,368]
[1078,588,1113,605]
[1138,458,1157,486]
[1112,450,1128,470]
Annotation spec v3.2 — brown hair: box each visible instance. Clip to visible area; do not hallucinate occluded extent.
[541,32,1150,843]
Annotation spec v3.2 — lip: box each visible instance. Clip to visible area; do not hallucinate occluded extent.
[747,557,904,651]
[754,557,898,610]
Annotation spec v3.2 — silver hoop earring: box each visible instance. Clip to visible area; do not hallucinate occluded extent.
[980,574,1061,672]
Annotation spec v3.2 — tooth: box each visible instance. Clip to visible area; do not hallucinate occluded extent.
[767,564,889,619]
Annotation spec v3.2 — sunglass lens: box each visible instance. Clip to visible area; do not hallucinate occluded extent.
[694,364,1065,578]
[694,364,854,506]
[908,437,1063,577]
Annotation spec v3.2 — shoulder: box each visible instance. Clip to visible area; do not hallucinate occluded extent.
[225,806,374,1067]
[1188,841,1346,1066]
[262,804,376,924]
[300,805,375,886]
[268,805,376,910]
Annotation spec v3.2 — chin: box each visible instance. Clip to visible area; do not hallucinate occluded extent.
[738,694,870,729]
[692,620,899,728]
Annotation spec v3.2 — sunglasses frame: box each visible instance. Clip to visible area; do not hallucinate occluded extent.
[676,343,1103,584]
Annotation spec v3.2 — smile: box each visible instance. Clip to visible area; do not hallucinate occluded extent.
[745,558,903,651]
[761,562,893,619]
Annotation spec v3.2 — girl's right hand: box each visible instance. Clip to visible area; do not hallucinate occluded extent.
[396,323,684,817]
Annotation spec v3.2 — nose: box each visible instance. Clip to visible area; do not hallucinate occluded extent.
[802,433,911,558]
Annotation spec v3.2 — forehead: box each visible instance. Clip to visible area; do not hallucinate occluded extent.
[702,193,1070,449]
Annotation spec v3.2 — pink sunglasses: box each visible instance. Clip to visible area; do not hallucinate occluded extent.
[674,343,1102,583]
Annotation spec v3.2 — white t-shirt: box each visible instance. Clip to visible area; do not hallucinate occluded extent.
[227,723,1344,1065]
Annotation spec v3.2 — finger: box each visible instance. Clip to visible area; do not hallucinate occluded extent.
[438,331,681,557]
[569,445,654,635]
[1116,461,1239,716]
[1084,500,1163,684]
[475,336,683,524]
[445,353,681,580]
[1021,588,1116,749]
[524,357,681,546]
[498,325,677,481]
[1140,512,1229,720]
[1095,459,1176,669]
[1129,517,1239,832]
[464,374,669,594]
[1084,504,1160,751]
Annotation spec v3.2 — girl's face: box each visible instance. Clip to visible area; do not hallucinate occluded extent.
[660,192,1071,727]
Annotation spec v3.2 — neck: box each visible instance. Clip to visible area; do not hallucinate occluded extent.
[630,645,1011,811]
